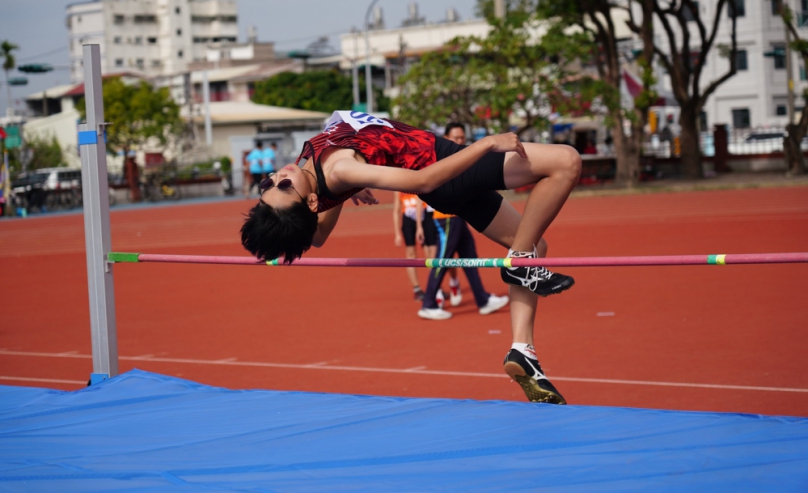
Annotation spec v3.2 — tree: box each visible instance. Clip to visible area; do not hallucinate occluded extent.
[5,134,64,176]
[396,0,594,138]
[537,1,657,186]
[78,77,182,201]
[252,70,389,114]
[628,0,738,179]
[778,5,807,176]
[1,40,19,113]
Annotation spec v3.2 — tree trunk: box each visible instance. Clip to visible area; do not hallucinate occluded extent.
[125,154,141,202]
[784,123,806,176]
[613,116,641,186]
[678,106,703,179]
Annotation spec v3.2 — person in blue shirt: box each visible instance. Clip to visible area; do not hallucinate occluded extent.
[263,142,277,176]
[245,141,265,197]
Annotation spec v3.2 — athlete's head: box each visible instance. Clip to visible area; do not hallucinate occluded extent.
[444,122,467,146]
[241,163,319,263]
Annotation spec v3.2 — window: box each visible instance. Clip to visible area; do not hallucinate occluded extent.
[175,6,181,14]
[699,111,708,131]
[113,36,122,44]
[776,105,787,116]
[219,15,237,22]
[133,15,157,23]
[801,66,807,81]
[176,28,182,36]
[177,50,183,58]
[683,1,699,21]
[772,0,783,15]
[773,44,786,69]
[151,60,161,67]
[729,0,745,17]
[113,14,124,24]
[134,36,142,45]
[115,58,123,67]
[732,108,751,128]
[147,37,157,44]
[736,49,748,70]
[77,15,82,23]
[136,58,144,69]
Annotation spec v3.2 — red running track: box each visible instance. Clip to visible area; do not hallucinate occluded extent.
[1,186,807,416]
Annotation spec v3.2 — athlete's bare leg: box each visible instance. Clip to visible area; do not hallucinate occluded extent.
[481,142,581,345]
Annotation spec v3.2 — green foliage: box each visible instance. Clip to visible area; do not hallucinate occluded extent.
[6,134,63,176]
[77,77,182,154]
[251,70,389,113]
[1,40,18,72]
[395,0,596,136]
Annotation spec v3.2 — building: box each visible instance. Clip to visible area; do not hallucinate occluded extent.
[649,0,808,130]
[66,0,238,82]
[338,6,489,100]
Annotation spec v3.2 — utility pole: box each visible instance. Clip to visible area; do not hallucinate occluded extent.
[364,0,381,113]
[786,27,796,124]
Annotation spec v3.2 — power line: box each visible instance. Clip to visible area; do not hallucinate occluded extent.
[18,45,68,62]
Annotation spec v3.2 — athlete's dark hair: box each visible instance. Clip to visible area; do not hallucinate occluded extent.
[241,200,318,264]
[444,122,465,137]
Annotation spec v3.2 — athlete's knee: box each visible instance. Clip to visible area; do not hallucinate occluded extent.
[558,145,582,183]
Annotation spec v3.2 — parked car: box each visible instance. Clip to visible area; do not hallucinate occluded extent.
[11,168,83,212]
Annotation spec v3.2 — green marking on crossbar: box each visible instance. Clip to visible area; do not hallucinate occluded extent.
[266,258,281,266]
[108,252,141,263]
[426,258,510,268]
[707,254,727,265]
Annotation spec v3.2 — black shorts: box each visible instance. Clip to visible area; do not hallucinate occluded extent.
[419,137,506,232]
[401,212,437,247]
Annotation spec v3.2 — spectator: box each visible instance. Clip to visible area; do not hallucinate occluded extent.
[245,141,264,197]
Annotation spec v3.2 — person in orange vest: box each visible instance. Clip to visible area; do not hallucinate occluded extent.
[393,191,438,301]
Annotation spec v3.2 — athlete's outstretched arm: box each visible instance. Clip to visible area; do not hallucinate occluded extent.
[331,134,526,194]
[312,203,343,248]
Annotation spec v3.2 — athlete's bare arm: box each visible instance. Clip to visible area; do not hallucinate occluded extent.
[312,203,343,248]
[329,134,526,194]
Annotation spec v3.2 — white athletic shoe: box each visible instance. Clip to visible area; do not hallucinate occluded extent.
[417,308,453,320]
[478,294,509,315]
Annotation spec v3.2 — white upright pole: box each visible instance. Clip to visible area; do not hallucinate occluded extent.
[203,70,212,146]
[79,44,118,384]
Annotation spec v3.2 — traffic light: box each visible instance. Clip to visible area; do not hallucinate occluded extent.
[17,63,53,73]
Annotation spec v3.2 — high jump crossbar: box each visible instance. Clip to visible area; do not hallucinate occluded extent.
[108,252,808,268]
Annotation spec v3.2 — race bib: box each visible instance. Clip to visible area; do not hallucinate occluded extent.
[325,110,393,132]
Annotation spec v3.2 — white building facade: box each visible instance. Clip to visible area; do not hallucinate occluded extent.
[66,0,238,82]
[654,0,808,130]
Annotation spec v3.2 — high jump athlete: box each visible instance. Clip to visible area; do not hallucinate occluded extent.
[241,111,581,404]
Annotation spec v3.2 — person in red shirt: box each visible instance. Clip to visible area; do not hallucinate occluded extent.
[241,111,581,404]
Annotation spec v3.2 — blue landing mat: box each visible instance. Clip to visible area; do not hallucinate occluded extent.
[1,370,807,492]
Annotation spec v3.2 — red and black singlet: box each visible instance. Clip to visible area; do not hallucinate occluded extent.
[295,115,437,212]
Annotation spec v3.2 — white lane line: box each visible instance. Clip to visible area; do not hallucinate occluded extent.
[0,376,86,385]
[2,349,807,394]
[405,366,427,372]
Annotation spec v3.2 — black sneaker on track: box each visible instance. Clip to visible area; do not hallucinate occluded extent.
[503,349,566,404]
[501,264,574,297]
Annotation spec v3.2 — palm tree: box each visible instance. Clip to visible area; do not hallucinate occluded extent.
[1,40,19,116]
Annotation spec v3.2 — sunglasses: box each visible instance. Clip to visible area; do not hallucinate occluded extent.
[259,175,304,201]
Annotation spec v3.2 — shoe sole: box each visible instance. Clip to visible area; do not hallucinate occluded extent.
[534,278,575,298]
[503,361,567,404]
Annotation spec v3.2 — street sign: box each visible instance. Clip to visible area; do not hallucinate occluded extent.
[4,126,21,149]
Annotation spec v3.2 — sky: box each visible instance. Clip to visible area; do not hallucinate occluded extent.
[0,0,478,116]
